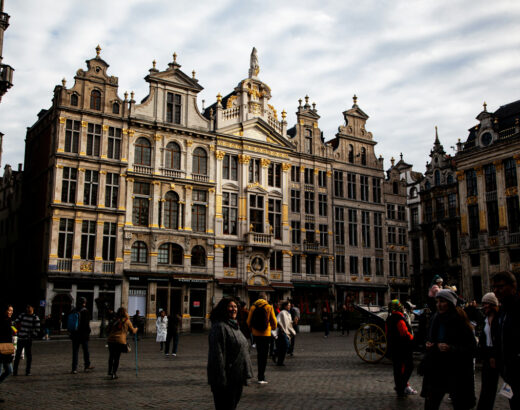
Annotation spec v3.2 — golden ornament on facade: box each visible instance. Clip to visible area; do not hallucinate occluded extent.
[475,166,484,176]
[467,196,478,205]
[59,117,66,124]
[282,163,291,172]
[506,187,518,197]
[456,171,465,181]
[260,158,271,168]
[238,154,251,164]
[80,262,93,272]
[185,140,193,147]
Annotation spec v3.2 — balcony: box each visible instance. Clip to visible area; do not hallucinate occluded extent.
[102,262,115,274]
[192,173,209,183]
[57,258,72,272]
[469,238,480,249]
[0,64,14,98]
[485,191,497,202]
[303,241,320,253]
[161,168,185,178]
[133,165,152,175]
[246,232,273,248]
[509,232,520,245]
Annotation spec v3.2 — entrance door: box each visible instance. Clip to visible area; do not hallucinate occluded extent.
[170,289,182,316]
[128,289,147,317]
[51,293,72,330]
[189,289,206,318]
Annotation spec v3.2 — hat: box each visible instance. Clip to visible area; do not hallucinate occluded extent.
[436,289,457,306]
[404,301,416,310]
[389,299,402,312]
[481,292,499,306]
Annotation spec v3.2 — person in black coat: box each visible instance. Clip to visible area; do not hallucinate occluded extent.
[70,297,94,374]
[165,313,181,356]
[0,305,15,402]
[421,289,476,410]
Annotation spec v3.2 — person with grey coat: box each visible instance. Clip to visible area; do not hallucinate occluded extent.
[208,297,253,410]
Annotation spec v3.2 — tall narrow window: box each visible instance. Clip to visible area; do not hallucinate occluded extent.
[135,138,152,166]
[388,226,396,244]
[399,254,408,277]
[318,170,327,187]
[165,142,181,170]
[304,129,312,154]
[466,169,478,196]
[372,178,381,203]
[70,94,79,107]
[164,191,180,229]
[291,166,300,182]
[107,127,121,160]
[397,205,406,221]
[223,154,238,180]
[305,222,315,243]
[348,145,354,163]
[334,170,344,197]
[58,218,74,258]
[83,170,99,206]
[319,224,328,246]
[102,222,117,261]
[435,197,445,220]
[290,190,300,213]
[468,204,480,238]
[375,258,384,276]
[361,211,370,248]
[348,209,358,246]
[61,167,77,204]
[292,254,301,274]
[363,257,371,276]
[223,192,238,235]
[191,245,206,267]
[268,163,281,187]
[105,173,119,209]
[131,241,147,263]
[434,170,441,186]
[347,173,356,200]
[249,158,261,183]
[487,200,499,236]
[349,256,359,275]
[360,175,369,201]
[448,194,457,217]
[304,191,314,214]
[166,92,182,124]
[80,221,96,260]
[65,120,80,153]
[374,212,383,249]
[112,102,120,114]
[304,168,314,185]
[132,182,150,226]
[336,255,345,274]
[360,147,366,165]
[90,90,101,110]
[335,207,345,245]
[192,148,207,175]
[306,255,316,275]
[249,194,264,233]
[320,257,328,276]
[504,158,518,188]
[192,190,207,232]
[507,196,520,233]
[387,204,395,220]
[484,164,497,192]
[270,251,283,271]
[268,199,282,240]
[223,246,238,268]
[291,221,301,244]
[389,253,397,276]
[318,194,327,216]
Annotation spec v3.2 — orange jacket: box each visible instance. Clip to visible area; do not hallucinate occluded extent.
[247,299,277,337]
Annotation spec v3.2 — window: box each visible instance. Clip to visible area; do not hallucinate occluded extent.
[319,224,328,246]
[393,181,399,194]
[450,227,459,258]
[334,170,344,197]
[489,251,500,266]
[305,222,315,243]
[61,167,77,203]
[80,221,96,260]
[434,170,441,186]
[304,191,314,214]
[388,226,396,244]
[448,194,457,217]
[398,228,407,245]
[397,205,405,221]
[192,147,207,175]
[435,197,445,220]
[335,207,345,245]
[504,158,518,188]
[268,198,282,240]
[487,200,499,236]
[466,169,478,196]
[166,92,181,124]
[361,211,370,248]
[164,191,180,229]
[191,245,206,267]
[291,221,301,244]
[223,154,238,180]
[348,145,354,163]
[447,174,454,184]
[58,218,74,258]
[135,138,152,166]
[290,190,300,213]
[223,192,238,235]
[83,170,98,206]
[360,175,369,201]
[349,256,358,275]
[411,207,419,228]
[304,168,314,185]
[291,166,300,182]
[387,204,395,220]
[470,253,480,267]
[270,251,283,271]
[249,194,264,233]
[223,246,237,268]
[318,170,327,187]
[320,257,328,276]
[249,158,261,183]
[131,241,147,263]
[65,120,80,153]
[192,190,207,232]
[306,255,316,275]
[424,201,432,223]
[484,164,497,192]
[360,147,367,165]
[363,257,371,276]
[372,178,381,203]
[304,129,312,154]
[158,243,183,265]
[374,213,383,249]
[165,142,181,170]
[375,258,384,276]
[112,102,120,114]
[104,173,119,209]
[102,222,117,261]
[292,254,301,274]
[348,209,358,246]
[318,194,327,216]
[389,253,397,276]
[507,196,520,233]
[90,90,101,110]
[468,204,480,239]
[336,255,345,274]
[107,127,121,160]
[132,182,150,226]
[399,254,408,277]
[268,163,281,187]
[347,173,356,200]
[70,94,78,106]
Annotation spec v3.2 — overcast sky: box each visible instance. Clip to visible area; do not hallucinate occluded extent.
[1,0,519,173]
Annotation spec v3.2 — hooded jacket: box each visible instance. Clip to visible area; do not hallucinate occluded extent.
[246,299,277,337]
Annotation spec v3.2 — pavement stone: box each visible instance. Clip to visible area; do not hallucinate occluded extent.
[0,332,511,409]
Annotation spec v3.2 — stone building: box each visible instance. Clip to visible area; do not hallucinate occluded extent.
[455,101,520,301]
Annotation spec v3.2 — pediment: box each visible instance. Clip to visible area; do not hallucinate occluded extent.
[245,182,268,193]
[222,182,239,191]
[343,106,369,120]
[222,118,295,149]
[268,190,282,198]
[147,68,203,92]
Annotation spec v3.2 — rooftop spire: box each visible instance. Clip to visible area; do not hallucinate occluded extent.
[483,101,487,112]
[249,47,260,78]
[95,45,101,58]
[353,94,358,107]
[435,125,440,144]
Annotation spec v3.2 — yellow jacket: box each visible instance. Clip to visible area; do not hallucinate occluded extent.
[247,299,277,337]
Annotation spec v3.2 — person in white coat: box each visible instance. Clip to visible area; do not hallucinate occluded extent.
[275,301,296,366]
[156,310,168,352]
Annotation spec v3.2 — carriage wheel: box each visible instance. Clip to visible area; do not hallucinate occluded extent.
[354,323,387,363]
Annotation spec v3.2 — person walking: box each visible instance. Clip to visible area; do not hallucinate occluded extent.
[69,297,94,374]
[156,310,168,352]
[321,306,330,338]
[287,301,300,356]
[208,297,253,410]
[0,305,15,403]
[476,292,500,410]
[339,304,350,336]
[165,313,181,357]
[385,299,416,397]
[131,310,144,340]
[107,307,137,380]
[275,301,296,366]
[12,305,40,376]
[247,292,277,384]
[491,271,520,410]
[420,289,476,410]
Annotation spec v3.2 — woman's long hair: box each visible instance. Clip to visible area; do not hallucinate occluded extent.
[210,297,238,323]
[112,307,127,331]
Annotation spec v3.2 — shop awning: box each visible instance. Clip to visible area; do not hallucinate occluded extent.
[217,278,243,286]
[271,282,294,289]
[336,283,388,290]
[292,282,330,288]
[246,285,275,292]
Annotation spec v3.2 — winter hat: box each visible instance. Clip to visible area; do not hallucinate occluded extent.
[481,292,499,306]
[389,299,403,312]
[435,289,458,306]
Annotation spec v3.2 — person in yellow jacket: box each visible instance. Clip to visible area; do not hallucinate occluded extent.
[246,292,277,384]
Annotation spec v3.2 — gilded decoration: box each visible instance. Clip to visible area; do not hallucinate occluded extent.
[102,125,109,131]
[238,154,251,164]
[282,250,293,257]
[282,163,291,172]
[185,140,193,147]
[475,166,483,176]
[226,95,238,109]
[80,262,93,272]
[456,171,465,181]
[506,187,518,197]
[81,121,87,128]
[493,160,503,171]
[59,117,66,124]
[215,150,225,160]
[260,158,271,168]
[467,196,478,205]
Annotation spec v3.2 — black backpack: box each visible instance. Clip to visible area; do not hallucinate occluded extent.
[251,304,269,331]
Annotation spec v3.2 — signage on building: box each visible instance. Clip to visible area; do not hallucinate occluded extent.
[193,301,200,308]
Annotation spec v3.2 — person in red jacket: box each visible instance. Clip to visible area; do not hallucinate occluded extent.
[386,299,415,397]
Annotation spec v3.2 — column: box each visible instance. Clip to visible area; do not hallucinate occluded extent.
[54,165,64,204]
[118,172,127,212]
[121,125,129,164]
[457,171,469,235]
[76,168,85,206]
[94,220,104,273]
[215,150,225,236]
[185,140,193,177]
[115,217,125,274]
[475,166,487,233]
[209,145,216,183]
[282,250,292,283]
[282,163,291,244]
[207,187,215,234]
[238,154,251,236]
[126,129,134,170]
[56,117,67,152]
[98,171,106,209]
[79,120,88,156]
[48,216,60,268]
[146,282,157,334]
[150,181,160,228]
[153,134,162,175]
[184,185,193,232]
[125,178,134,226]
[72,216,82,272]
[100,125,109,159]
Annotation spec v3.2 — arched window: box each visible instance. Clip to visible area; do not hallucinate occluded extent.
[165,142,181,170]
[447,174,453,184]
[158,243,183,265]
[131,241,148,263]
[90,90,102,110]
[425,180,431,190]
[112,102,120,114]
[191,245,206,267]
[192,147,207,175]
[361,147,367,165]
[434,170,441,186]
[410,187,417,198]
[70,94,79,107]
[164,191,179,229]
[348,145,354,163]
[135,137,152,166]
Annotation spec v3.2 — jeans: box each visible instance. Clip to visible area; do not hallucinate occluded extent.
[276,333,290,365]
[211,383,243,410]
[72,338,91,371]
[391,351,414,395]
[165,333,179,354]
[254,336,270,381]
[0,359,12,383]
[108,343,123,375]
[477,359,499,410]
[324,321,330,337]
[13,339,32,375]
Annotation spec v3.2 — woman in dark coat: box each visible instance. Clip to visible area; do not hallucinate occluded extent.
[208,297,253,410]
[0,305,15,402]
[421,289,476,410]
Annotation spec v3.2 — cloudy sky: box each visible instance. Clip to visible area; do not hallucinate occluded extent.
[1,0,520,172]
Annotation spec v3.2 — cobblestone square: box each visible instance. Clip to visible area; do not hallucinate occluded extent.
[0,332,511,409]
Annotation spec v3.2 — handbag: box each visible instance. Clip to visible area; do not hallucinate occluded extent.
[0,342,15,355]
[122,342,131,353]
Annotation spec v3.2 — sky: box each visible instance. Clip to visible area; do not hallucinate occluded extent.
[1,0,520,173]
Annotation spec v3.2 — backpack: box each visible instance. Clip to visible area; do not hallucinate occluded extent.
[251,304,269,331]
[67,310,79,333]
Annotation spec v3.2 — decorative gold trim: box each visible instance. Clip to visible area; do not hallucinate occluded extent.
[81,121,87,128]
[59,117,66,124]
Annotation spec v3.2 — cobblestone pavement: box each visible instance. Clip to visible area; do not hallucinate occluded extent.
[0,332,511,410]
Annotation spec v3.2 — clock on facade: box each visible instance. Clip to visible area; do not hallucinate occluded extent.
[481,132,492,147]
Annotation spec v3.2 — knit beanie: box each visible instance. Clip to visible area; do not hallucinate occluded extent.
[481,292,499,306]
[435,289,457,306]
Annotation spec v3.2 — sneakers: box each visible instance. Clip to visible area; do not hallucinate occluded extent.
[404,386,418,395]
[71,370,78,374]
[251,344,256,349]
[165,353,169,356]
[257,380,268,385]
[172,353,177,357]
